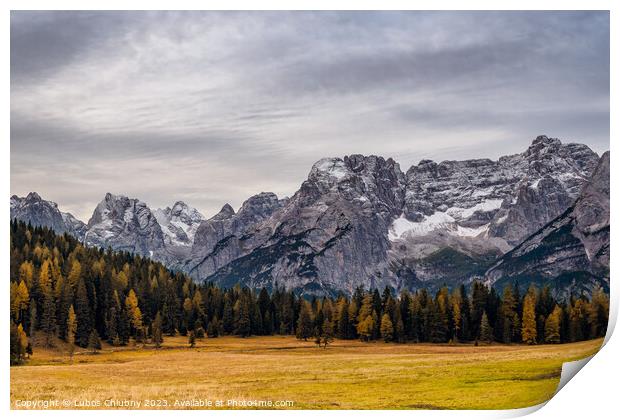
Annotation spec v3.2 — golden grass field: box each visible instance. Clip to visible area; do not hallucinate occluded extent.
[10,335,603,410]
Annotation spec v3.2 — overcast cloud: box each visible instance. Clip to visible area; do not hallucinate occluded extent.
[10,11,610,221]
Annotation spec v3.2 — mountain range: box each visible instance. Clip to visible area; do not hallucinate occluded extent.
[10,136,610,297]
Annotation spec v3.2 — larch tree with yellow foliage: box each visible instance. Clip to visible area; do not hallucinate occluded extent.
[521,287,538,345]
[125,289,144,342]
[67,305,77,361]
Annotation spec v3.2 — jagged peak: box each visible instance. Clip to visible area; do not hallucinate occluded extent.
[310,157,348,179]
[169,200,205,221]
[211,203,236,220]
[310,154,402,183]
[524,135,562,156]
[531,134,559,145]
[418,159,436,166]
[100,192,148,207]
[103,192,128,202]
[25,191,42,201]
[240,192,280,210]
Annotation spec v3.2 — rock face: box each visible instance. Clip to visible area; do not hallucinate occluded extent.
[400,136,598,247]
[10,192,87,239]
[154,201,205,247]
[9,136,608,297]
[485,152,610,297]
[385,136,599,289]
[85,193,166,256]
[187,155,406,295]
[188,192,286,279]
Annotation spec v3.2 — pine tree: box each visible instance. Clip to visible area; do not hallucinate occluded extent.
[88,329,101,354]
[569,298,589,342]
[194,320,206,338]
[28,299,37,338]
[234,294,251,337]
[470,281,488,340]
[39,259,57,347]
[501,286,517,343]
[380,313,394,343]
[320,316,334,349]
[222,297,234,334]
[182,297,194,332]
[346,300,358,339]
[479,311,493,344]
[296,300,314,341]
[152,311,163,349]
[335,298,349,339]
[588,287,609,338]
[207,316,220,338]
[161,284,179,336]
[67,305,77,361]
[75,278,92,347]
[428,301,447,343]
[458,284,471,341]
[10,322,29,365]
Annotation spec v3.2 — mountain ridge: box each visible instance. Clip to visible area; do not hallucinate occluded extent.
[10,135,609,296]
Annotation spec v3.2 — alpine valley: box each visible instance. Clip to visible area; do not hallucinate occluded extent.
[10,136,610,297]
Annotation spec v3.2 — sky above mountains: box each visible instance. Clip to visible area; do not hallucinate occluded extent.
[11,11,609,221]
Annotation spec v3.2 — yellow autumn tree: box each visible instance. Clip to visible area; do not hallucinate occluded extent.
[67,260,81,288]
[544,305,562,344]
[521,287,537,345]
[125,289,143,340]
[67,305,77,361]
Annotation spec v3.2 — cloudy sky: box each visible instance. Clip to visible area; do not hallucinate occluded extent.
[11,11,609,221]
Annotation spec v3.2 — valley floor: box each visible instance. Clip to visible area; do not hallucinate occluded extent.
[10,336,603,410]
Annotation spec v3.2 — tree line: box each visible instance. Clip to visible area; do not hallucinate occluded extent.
[10,219,609,364]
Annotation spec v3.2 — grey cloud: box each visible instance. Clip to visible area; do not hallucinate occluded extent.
[10,11,139,84]
[10,11,609,220]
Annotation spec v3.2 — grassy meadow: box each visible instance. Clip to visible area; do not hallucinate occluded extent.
[10,336,602,410]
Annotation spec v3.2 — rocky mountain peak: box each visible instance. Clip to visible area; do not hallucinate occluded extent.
[573,151,610,269]
[236,192,283,226]
[168,200,204,223]
[303,154,406,216]
[10,136,608,298]
[25,191,43,202]
[103,192,117,202]
[211,203,236,220]
[153,200,206,249]
[10,192,86,240]
[485,151,610,297]
[85,193,164,255]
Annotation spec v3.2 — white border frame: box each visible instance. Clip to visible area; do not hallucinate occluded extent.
[2,2,616,419]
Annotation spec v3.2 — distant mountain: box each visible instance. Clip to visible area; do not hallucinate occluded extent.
[10,192,87,239]
[154,201,206,247]
[485,152,610,298]
[187,155,406,295]
[9,135,609,297]
[389,135,599,289]
[84,193,167,257]
[186,136,602,294]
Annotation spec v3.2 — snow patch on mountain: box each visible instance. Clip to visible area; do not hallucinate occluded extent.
[154,201,205,247]
[446,199,503,220]
[388,210,490,241]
